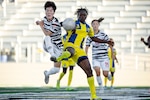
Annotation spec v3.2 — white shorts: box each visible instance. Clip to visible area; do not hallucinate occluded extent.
[43,36,63,58]
[92,58,109,71]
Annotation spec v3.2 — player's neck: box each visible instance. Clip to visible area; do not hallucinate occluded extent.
[94,30,99,34]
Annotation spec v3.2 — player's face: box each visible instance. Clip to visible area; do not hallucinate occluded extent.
[78,11,87,23]
[45,7,55,21]
[91,21,100,32]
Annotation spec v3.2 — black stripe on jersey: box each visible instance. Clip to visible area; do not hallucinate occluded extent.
[52,23,60,27]
[93,52,108,55]
[80,38,85,49]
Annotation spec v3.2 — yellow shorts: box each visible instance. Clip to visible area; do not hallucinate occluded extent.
[61,58,75,68]
[64,43,88,64]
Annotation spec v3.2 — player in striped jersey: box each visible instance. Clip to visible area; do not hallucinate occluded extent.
[85,17,112,91]
[36,1,63,84]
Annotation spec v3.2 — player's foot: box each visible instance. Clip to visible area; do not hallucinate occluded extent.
[104,86,107,90]
[90,97,102,100]
[50,56,57,62]
[99,85,104,93]
[66,87,74,91]
[108,74,112,81]
[44,70,49,84]
[56,80,60,89]
[110,86,114,90]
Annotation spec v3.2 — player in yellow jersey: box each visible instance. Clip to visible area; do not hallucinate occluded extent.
[105,38,118,89]
[51,7,112,100]
[56,34,75,90]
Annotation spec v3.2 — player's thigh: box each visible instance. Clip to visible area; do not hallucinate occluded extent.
[92,59,101,75]
[100,58,109,71]
[74,48,93,77]
[53,44,63,58]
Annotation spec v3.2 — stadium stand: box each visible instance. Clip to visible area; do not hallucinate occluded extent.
[0,0,150,70]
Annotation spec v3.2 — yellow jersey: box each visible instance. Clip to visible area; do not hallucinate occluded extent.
[64,20,94,49]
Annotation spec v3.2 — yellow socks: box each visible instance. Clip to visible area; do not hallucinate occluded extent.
[56,72,65,89]
[58,72,65,81]
[67,70,73,87]
[57,51,71,62]
[104,77,108,87]
[111,76,114,87]
[87,76,97,99]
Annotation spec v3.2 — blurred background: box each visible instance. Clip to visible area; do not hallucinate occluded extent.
[0,0,150,87]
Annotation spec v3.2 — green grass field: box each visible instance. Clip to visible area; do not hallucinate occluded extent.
[0,86,150,100]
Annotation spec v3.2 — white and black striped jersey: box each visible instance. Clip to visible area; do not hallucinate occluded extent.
[43,16,63,49]
[86,31,109,60]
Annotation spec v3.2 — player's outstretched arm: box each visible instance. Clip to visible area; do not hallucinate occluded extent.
[36,20,53,36]
[91,37,112,45]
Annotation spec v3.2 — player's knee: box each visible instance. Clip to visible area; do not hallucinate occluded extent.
[63,68,67,74]
[86,68,93,77]
[66,47,75,57]
[69,66,74,70]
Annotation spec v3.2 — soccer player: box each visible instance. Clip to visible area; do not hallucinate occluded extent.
[85,17,112,91]
[51,7,112,100]
[36,1,63,84]
[106,38,118,89]
[141,35,150,48]
[56,34,75,90]
[56,58,75,90]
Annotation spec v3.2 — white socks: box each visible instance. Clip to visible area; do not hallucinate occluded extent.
[47,67,60,76]
[97,76,102,86]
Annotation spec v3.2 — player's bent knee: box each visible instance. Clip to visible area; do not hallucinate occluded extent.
[66,47,75,57]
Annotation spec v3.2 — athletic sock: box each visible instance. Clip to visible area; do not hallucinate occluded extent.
[96,76,102,86]
[58,72,65,81]
[111,76,114,87]
[67,70,73,87]
[47,67,60,75]
[57,51,71,62]
[104,77,108,87]
[87,76,97,99]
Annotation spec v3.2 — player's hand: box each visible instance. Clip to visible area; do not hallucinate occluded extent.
[107,40,113,45]
[36,21,40,25]
[141,37,144,42]
[36,20,44,26]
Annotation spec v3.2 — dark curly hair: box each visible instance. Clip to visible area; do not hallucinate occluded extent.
[44,1,57,12]
[75,7,88,16]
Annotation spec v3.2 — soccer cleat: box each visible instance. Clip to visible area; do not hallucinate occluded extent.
[90,97,102,100]
[66,87,74,91]
[44,71,49,84]
[99,85,104,93]
[50,56,57,62]
[56,80,60,89]
[104,86,107,90]
[110,86,114,90]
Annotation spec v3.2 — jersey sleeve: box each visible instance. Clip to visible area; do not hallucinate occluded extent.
[43,17,61,33]
[88,27,94,37]
[86,36,92,46]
